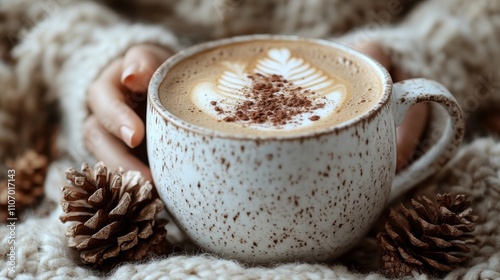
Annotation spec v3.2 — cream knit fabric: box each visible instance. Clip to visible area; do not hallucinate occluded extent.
[1,0,500,279]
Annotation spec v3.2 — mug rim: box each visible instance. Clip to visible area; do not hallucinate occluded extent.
[148,34,393,140]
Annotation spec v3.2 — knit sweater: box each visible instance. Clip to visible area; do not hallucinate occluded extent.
[1,0,500,279]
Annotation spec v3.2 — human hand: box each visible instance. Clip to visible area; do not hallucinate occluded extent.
[85,44,173,180]
[352,42,429,172]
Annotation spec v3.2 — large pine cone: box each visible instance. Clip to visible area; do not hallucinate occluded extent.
[0,150,48,222]
[377,193,478,278]
[60,162,169,270]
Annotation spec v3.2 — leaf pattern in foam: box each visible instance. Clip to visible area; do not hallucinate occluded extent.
[192,62,250,120]
[192,47,348,130]
[216,62,251,101]
[254,48,336,95]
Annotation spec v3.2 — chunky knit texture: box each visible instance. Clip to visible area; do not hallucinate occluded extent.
[1,0,500,278]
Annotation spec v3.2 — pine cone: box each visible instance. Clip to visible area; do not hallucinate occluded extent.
[377,193,478,278]
[60,162,169,270]
[0,150,48,222]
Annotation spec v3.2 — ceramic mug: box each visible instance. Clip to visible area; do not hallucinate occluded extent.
[147,35,464,263]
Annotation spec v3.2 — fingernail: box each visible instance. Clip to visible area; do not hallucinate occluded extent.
[121,63,141,84]
[120,126,135,148]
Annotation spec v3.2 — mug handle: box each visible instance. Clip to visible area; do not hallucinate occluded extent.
[390,78,465,202]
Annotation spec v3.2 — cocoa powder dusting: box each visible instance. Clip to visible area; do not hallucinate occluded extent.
[211,74,324,126]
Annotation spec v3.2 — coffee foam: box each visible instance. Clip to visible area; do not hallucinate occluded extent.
[159,40,382,136]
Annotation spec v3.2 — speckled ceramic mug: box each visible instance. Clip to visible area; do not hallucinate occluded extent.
[147,35,464,264]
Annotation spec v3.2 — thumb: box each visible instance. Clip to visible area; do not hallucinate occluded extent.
[121,44,173,93]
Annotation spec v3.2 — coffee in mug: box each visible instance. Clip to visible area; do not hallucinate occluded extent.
[159,40,382,136]
[147,35,464,264]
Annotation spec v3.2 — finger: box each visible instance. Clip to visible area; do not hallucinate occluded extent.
[391,66,408,83]
[83,115,152,181]
[396,102,430,171]
[121,45,173,93]
[87,59,145,148]
[351,42,391,70]
[485,114,500,132]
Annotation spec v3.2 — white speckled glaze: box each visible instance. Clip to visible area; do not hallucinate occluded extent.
[147,35,464,264]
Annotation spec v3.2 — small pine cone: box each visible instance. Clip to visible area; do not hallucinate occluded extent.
[60,162,169,270]
[377,193,478,278]
[0,150,48,222]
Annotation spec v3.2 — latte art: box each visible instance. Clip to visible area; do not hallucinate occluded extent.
[159,40,382,136]
[193,48,348,130]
